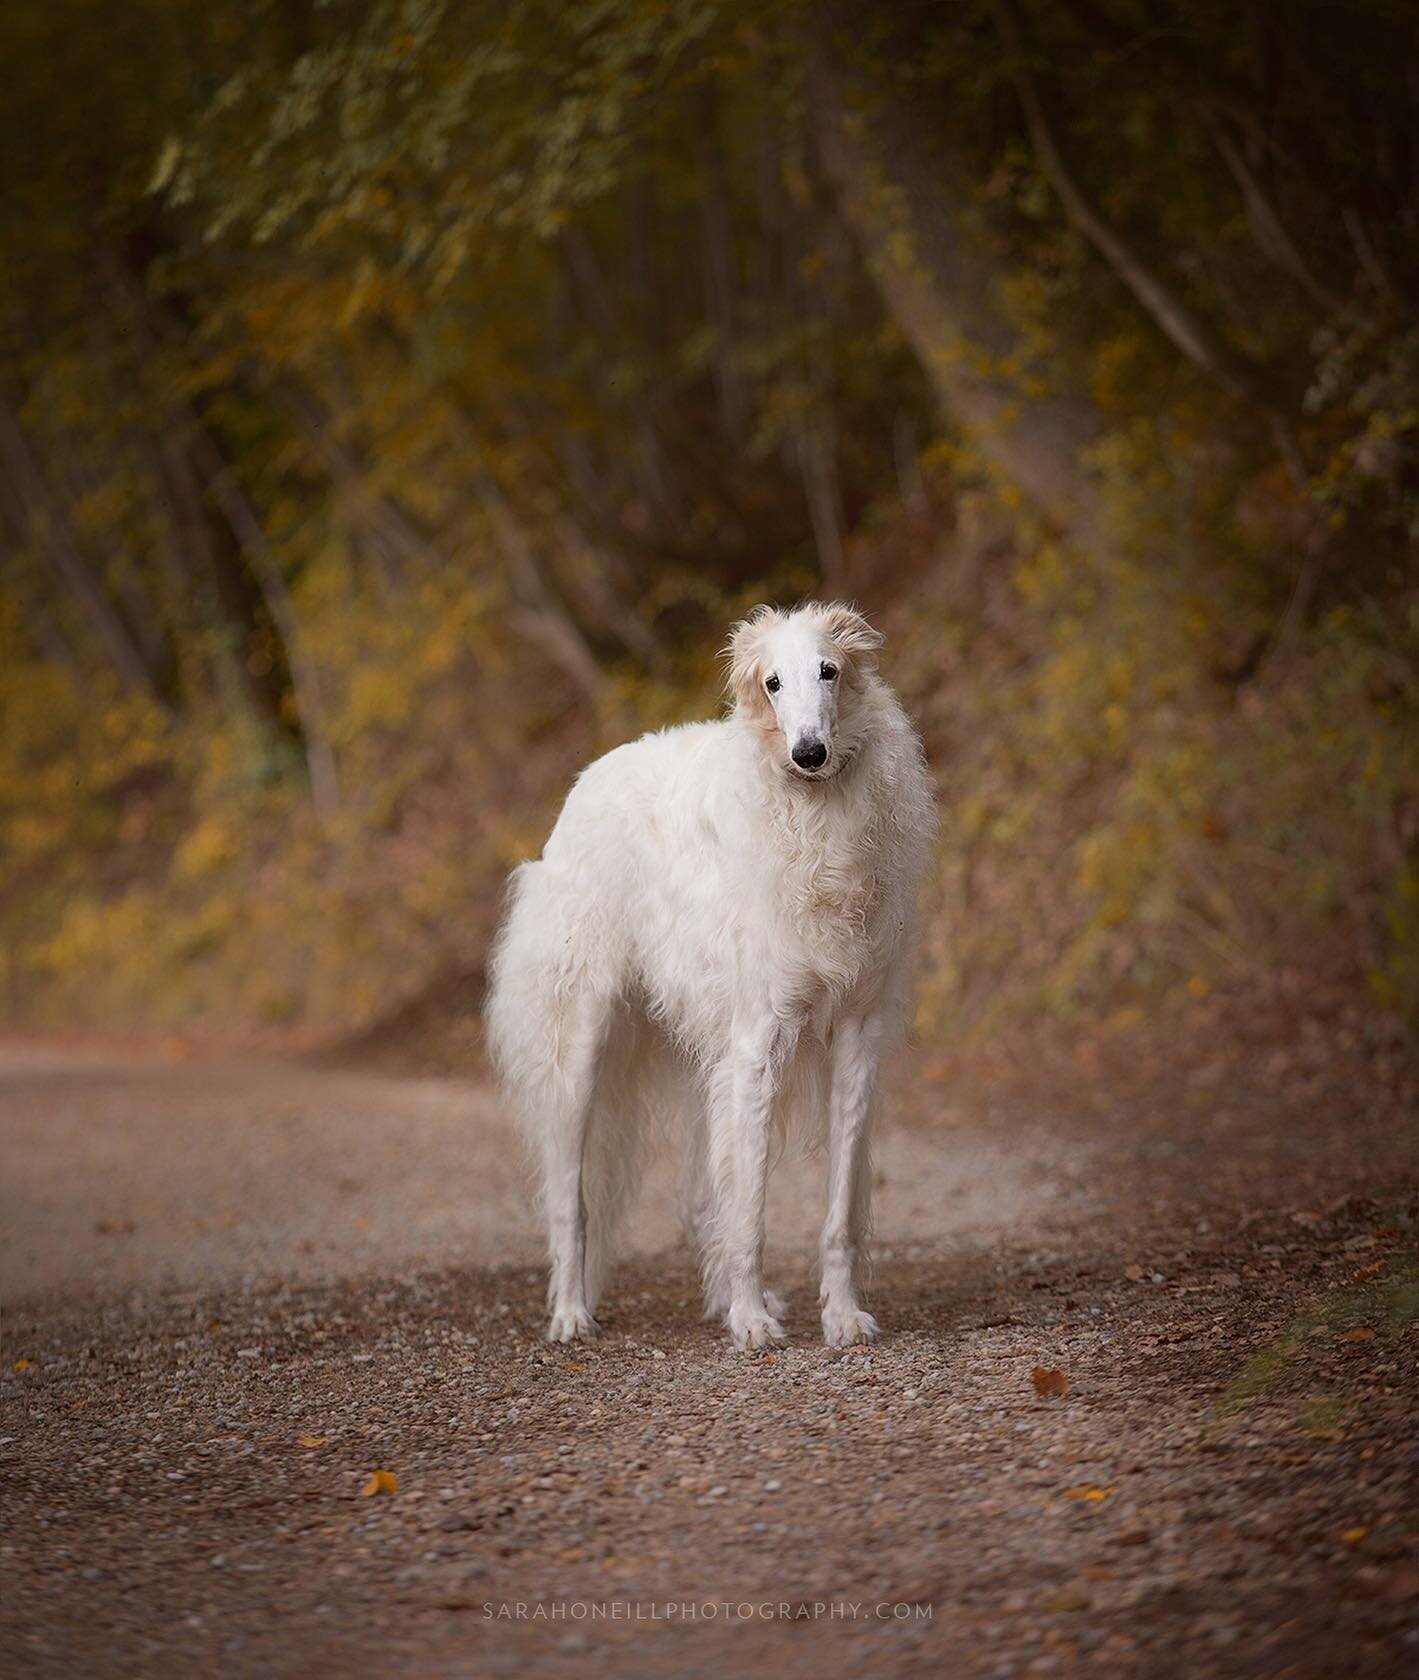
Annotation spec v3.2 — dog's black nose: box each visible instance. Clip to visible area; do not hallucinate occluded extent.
[792,740,829,770]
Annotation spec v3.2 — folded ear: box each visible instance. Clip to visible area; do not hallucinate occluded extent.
[818,601,884,663]
[723,604,781,708]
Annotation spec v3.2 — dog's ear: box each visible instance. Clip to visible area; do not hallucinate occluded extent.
[819,602,884,665]
[723,605,780,713]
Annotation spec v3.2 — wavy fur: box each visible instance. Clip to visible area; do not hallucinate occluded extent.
[485,603,935,1347]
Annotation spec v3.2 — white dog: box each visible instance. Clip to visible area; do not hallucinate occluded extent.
[485,602,934,1348]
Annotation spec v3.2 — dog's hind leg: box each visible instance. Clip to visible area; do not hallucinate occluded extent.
[578,1007,657,1318]
[539,987,611,1343]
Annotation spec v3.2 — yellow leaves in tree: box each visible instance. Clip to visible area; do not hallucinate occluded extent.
[361,1470,399,1497]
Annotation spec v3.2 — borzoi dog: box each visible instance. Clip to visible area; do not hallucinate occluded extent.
[486,602,935,1348]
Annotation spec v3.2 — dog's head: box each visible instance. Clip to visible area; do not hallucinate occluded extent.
[724,601,883,781]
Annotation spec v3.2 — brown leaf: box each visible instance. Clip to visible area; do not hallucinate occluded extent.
[360,1470,399,1497]
[1062,1485,1114,1502]
[298,1434,330,1449]
[1124,1264,1144,1281]
[1339,1328,1375,1343]
[1341,1526,1369,1546]
[1031,1366,1069,1398]
[95,1218,135,1236]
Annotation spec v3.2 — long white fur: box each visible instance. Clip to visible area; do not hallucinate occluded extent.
[484,602,936,1348]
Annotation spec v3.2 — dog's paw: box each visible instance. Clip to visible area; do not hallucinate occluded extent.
[821,1305,880,1347]
[706,1286,785,1322]
[546,1305,599,1343]
[727,1303,787,1351]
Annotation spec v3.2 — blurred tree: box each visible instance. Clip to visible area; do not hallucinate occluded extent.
[1,0,1415,1035]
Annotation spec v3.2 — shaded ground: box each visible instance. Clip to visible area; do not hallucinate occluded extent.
[2,1023,1416,1678]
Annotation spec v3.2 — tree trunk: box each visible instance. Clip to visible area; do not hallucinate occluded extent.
[188,425,343,824]
[806,40,1097,522]
[0,393,173,707]
[994,0,1305,486]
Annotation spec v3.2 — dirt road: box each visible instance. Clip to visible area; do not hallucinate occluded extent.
[2,1036,1416,1677]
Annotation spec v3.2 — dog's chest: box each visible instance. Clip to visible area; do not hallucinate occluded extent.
[769,803,889,990]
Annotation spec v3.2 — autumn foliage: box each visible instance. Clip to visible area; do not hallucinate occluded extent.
[2,1,1415,1040]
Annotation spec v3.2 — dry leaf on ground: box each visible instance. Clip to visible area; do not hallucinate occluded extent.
[1062,1485,1114,1502]
[360,1470,399,1497]
[298,1435,330,1449]
[1031,1366,1069,1398]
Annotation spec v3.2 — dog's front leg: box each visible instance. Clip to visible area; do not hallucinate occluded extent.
[820,1011,884,1346]
[709,1019,794,1350]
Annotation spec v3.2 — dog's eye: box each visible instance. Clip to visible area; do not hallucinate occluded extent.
[820,662,838,681]
[765,674,780,694]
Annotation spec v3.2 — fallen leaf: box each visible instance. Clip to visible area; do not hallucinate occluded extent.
[1113,1530,1151,1547]
[1124,1264,1144,1281]
[360,1470,399,1497]
[1350,1258,1387,1283]
[1339,1328,1375,1343]
[95,1218,135,1236]
[1341,1526,1369,1546]
[1031,1366,1069,1398]
[12,1359,33,1371]
[298,1434,330,1449]
[1042,1593,1091,1612]
[1062,1485,1114,1502]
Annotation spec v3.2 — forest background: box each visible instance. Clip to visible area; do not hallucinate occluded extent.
[3,0,1415,1058]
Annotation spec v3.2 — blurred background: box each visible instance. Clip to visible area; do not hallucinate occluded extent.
[2,0,1416,1057]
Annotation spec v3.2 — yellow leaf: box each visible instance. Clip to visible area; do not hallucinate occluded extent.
[12,1359,33,1371]
[1341,1526,1369,1546]
[360,1470,399,1497]
[298,1434,330,1449]
[1062,1485,1114,1502]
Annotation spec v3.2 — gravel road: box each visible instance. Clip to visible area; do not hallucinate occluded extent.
[2,1034,1415,1678]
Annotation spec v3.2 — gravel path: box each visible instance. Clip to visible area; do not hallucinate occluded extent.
[2,1036,1416,1677]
